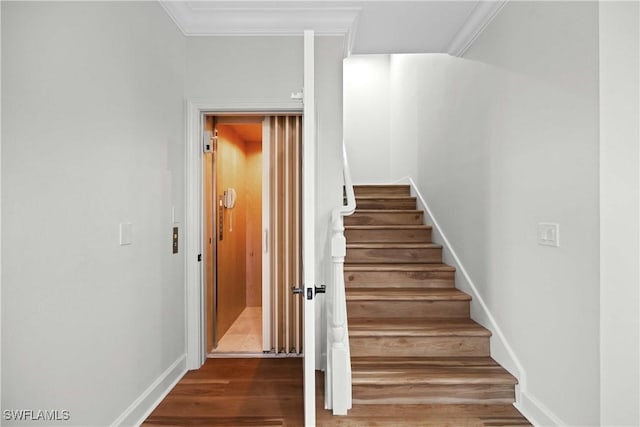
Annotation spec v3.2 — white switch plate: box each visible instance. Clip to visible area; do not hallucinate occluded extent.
[538,223,559,247]
[120,223,133,246]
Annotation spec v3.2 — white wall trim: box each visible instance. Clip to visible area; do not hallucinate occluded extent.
[160,1,360,38]
[185,99,303,370]
[515,390,568,427]
[111,354,187,427]
[396,175,567,426]
[447,0,507,57]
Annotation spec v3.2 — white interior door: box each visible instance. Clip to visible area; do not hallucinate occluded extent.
[302,29,316,427]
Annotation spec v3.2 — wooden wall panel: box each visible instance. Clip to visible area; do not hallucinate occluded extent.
[216,125,248,340]
[245,140,262,307]
[268,116,303,354]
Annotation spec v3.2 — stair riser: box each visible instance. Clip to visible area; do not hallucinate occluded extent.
[347,300,470,319]
[345,212,424,226]
[345,271,455,288]
[350,336,490,358]
[346,247,442,264]
[345,228,432,243]
[352,384,515,405]
[356,198,417,210]
[353,186,411,197]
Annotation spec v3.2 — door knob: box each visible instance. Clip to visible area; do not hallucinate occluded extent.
[292,286,304,295]
[314,284,326,295]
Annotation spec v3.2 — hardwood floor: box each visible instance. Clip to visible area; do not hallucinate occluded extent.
[143,358,530,426]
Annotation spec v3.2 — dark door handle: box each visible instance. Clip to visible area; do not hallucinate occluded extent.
[314,284,326,295]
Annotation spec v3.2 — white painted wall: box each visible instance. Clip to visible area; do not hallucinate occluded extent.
[417,3,600,424]
[2,2,187,425]
[599,2,640,426]
[313,36,345,370]
[343,55,391,184]
[185,36,303,102]
[389,54,421,182]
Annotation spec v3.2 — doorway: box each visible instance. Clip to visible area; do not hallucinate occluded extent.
[203,114,303,356]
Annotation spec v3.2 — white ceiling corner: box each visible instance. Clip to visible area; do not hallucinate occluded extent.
[159,1,361,37]
[159,1,507,57]
[447,1,507,57]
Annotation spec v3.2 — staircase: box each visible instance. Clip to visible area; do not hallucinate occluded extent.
[344,184,528,421]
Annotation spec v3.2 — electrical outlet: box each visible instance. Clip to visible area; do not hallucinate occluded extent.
[538,223,559,247]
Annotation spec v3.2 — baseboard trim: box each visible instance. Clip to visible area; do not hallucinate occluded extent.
[394,177,528,396]
[111,354,187,427]
[515,391,567,427]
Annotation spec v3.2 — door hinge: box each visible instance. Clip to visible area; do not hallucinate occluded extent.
[197,254,202,262]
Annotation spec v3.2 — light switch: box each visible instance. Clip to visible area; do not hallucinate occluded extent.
[538,223,559,247]
[120,223,133,246]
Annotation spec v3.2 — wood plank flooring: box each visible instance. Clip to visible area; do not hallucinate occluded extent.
[143,358,530,426]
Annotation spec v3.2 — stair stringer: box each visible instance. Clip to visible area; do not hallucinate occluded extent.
[393,176,526,402]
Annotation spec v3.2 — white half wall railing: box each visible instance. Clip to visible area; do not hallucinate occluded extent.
[325,141,356,415]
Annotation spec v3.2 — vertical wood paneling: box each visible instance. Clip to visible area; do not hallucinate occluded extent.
[269,116,303,354]
[215,125,248,341]
[245,141,263,307]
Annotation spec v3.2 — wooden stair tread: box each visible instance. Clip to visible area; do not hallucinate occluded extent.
[351,356,500,367]
[347,243,442,249]
[346,288,471,301]
[345,225,431,230]
[349,318,491,337]
[356,195,415,200]
[344,263,455,272]
[352,362,517,386]
[354,184,410,190]
[352,209,423,213]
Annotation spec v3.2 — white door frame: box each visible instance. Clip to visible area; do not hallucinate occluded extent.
[302,29,317,427]
[185,100,303,369]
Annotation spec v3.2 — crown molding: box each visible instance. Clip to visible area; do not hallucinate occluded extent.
[447,0,507,57]
[159,1,361,37]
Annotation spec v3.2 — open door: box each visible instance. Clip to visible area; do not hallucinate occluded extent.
[301,30,316,427]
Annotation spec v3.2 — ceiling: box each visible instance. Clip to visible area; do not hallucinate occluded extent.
[159,1,506,56]
[228,124,263,143]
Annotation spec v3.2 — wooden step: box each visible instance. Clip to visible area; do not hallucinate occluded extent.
[345,209,424,226]
[346,288,470,319]
[351,357,516,405]
[355,196,416,210]
[345,225,432,243]
[345,263,455,288]
[353,185,411,197]
[349,318,490,358]
[481,418,533,426]
[315,403,531,426]
[346,243,442,264]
